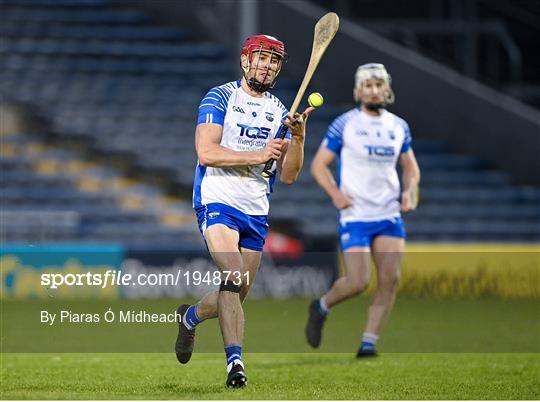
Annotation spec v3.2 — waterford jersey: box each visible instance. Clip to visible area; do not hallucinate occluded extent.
[193,80,289,215]
[322,108,412,223]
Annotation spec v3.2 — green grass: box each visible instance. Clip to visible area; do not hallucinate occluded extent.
[1,353,538,399]
[1,297,539,399]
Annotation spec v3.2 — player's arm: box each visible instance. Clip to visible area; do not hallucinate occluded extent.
[196,123,283,167]
[310,146,352,210]
[399,149,421,212]
[279,107,315,185]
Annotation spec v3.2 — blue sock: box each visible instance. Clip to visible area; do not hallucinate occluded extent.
[225,344,243,367]
[360,341,376,351]
[183,305,201,329]
[360,332,378,351]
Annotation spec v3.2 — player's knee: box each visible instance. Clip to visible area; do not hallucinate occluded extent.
[349,280,369,296]
[380,270,400,291]
[219,280,242,295]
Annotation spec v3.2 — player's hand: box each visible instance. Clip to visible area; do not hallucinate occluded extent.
[260,138,284,163]
[401,186,419,212]
[282,106,315,139]
[331,191,352,210]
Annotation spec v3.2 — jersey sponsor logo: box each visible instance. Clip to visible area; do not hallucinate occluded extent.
[232,106,245,114]
[237,123,271,139]
[265,112,274,122]
[356,130,368,136]
[364,145,395,157]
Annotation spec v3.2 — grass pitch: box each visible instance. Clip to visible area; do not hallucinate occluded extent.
[1,297,539,399]
[1,353,538,399]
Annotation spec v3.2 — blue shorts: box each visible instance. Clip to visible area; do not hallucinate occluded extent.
[339,217,406,250]
[195,203,269,252]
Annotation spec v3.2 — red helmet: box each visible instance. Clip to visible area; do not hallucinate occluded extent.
[241,34,286,60]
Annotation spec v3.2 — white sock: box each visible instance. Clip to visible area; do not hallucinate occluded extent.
[362,332,379,345]
[319,296,329,314]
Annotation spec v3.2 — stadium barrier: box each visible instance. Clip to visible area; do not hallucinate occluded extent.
[392,244,537,298]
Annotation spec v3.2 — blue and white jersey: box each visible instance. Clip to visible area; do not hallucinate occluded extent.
[193,80,289,216]
[322,108,412,223]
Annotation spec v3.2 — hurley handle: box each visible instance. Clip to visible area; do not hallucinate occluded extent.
[261,121,292,178]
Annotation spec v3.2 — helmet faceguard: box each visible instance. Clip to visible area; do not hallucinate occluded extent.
[354,63,395,108]
[241,34,287,93]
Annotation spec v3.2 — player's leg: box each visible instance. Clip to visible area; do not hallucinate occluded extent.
[176,205,265,387]
[203,224,245,345]
[204,223,251,388]
[223,247,260,387]
[175,223,242,364]
[306,245,372,348]
[238,247,262,300]
[195,247,261,320]
[205,212,266,388]
[357,235,404,357]
[222,214,267,387]
[324,247,372,307]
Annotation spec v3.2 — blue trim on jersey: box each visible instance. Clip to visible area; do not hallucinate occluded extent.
[339,218,406,250]
[197,82,235,126]
[274,96,291,140]
[274,123,291,140]
[400,121,412,153]
[322,114,347,154]
[192,164,207,208]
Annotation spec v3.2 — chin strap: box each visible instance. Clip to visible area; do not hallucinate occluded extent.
[246,76,275,93]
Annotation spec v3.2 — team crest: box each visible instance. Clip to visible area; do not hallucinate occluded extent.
[265,112,274,122]
[388,130,395,140]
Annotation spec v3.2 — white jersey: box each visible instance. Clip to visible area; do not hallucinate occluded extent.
[322,108,412,223]
[193,80,289,216]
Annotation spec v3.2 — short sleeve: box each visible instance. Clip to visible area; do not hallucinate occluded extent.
[321,115,346,154]
[197,87,228,126]
[400,120,412,153]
